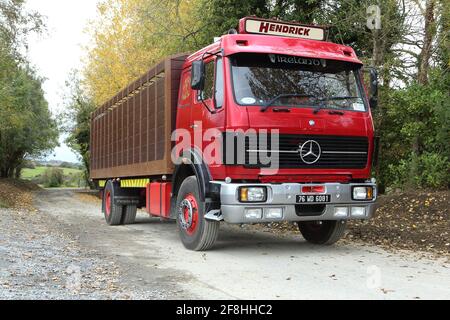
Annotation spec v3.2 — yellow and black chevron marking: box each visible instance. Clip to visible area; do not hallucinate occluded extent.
[97,179,150,188]
[120,179,150,188]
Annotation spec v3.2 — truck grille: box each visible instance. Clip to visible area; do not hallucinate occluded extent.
[223,133,369,169]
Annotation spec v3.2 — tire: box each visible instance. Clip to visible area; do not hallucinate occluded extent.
[122,205,137,225]
[176,176,219,251]
[298,220,347,245]
[104,180,124,226]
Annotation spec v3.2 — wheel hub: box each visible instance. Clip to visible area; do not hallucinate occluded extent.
[105,191,111,217]
[178,194,198,235]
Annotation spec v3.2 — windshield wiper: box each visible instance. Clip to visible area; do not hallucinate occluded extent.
[313,96,360,114]
[261,94,314,112]
[312,101,326,115]
[322,96,360,101]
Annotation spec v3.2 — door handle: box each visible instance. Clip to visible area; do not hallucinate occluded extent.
[190,124,199,129]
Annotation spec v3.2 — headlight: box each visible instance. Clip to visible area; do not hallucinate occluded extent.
[239,187,267,202]
[352,186,374,201]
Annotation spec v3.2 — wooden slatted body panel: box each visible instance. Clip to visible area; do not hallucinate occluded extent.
[90,54,188,179]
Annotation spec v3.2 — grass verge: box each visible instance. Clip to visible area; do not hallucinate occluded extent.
[0,199,9,208]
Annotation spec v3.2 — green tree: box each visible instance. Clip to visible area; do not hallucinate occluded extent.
[380,69,449,189]
[42,167,64,188]
[194,0,270,46]
[0,62,59,178]
[0,0,58,178]
[0,0,45,58]
[195,0,333,47]
[435,0,449,70]
[63,73,96,188]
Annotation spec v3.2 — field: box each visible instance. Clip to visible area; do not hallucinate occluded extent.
[20,166,84,188]
[21,166,82,180]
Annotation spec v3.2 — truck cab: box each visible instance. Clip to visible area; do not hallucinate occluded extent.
[172,17,377,249]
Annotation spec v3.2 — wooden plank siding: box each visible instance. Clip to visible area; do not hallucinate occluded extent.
[90,54,189,180]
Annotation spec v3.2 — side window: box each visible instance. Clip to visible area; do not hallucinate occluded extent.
[199,61,215,101]
[215,58,224,108]
[198,58,224,109]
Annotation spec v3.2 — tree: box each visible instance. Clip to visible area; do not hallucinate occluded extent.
[417,0,437,85]
[83,0,204,106]
[194,0,270,46]
[0,63,59,178]
[42,167,64,188]
[195,0,329,46]
[0,0,58,178]
[63,73,96,188]
[0,0,45,58]
[435,0,449,70]
[381,70,449,189]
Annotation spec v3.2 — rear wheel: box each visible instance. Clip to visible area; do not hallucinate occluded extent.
[176,176,219,251]
[298,220,347,245]
[104,180,123,226]
[122,205,137,225]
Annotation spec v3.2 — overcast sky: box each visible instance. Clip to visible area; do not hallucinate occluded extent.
[25,0,99,163]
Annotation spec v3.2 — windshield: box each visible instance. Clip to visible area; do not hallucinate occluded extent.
[230,53,367,112]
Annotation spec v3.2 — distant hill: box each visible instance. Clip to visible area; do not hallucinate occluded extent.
[33,160,82,169]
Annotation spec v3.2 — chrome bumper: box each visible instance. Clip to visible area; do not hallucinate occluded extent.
[211,182,377,224]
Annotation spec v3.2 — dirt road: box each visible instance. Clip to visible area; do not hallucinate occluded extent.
[1,188,449,300]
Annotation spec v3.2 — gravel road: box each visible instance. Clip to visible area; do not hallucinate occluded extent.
[1,188,449,300]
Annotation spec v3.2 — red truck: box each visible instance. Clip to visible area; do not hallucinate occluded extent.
[90,17,379,251]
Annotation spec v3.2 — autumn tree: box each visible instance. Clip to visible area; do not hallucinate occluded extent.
[83,0,203,106]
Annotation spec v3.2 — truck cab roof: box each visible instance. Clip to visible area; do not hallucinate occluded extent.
[186,33,362,67]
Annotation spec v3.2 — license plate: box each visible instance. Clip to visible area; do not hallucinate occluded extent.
[296,195,331,203]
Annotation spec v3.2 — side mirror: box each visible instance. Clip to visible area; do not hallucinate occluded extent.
[191,60,205,91]
[369,69,378,109]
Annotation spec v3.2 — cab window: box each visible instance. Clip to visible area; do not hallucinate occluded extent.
[215,58,224,108]
[199,61,215,101]
[198,58,224,109]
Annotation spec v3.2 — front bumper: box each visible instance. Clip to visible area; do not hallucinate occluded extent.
[212,182,377,224]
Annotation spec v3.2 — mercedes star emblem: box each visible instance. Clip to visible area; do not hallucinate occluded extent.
[300,140,322,164]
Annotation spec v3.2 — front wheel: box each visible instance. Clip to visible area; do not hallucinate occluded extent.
[176,176,219,251]
[298,220,347,245]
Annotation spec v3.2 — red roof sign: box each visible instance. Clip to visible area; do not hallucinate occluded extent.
[239,17,325,41]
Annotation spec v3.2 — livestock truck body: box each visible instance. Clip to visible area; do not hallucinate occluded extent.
[90,17,379,251]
